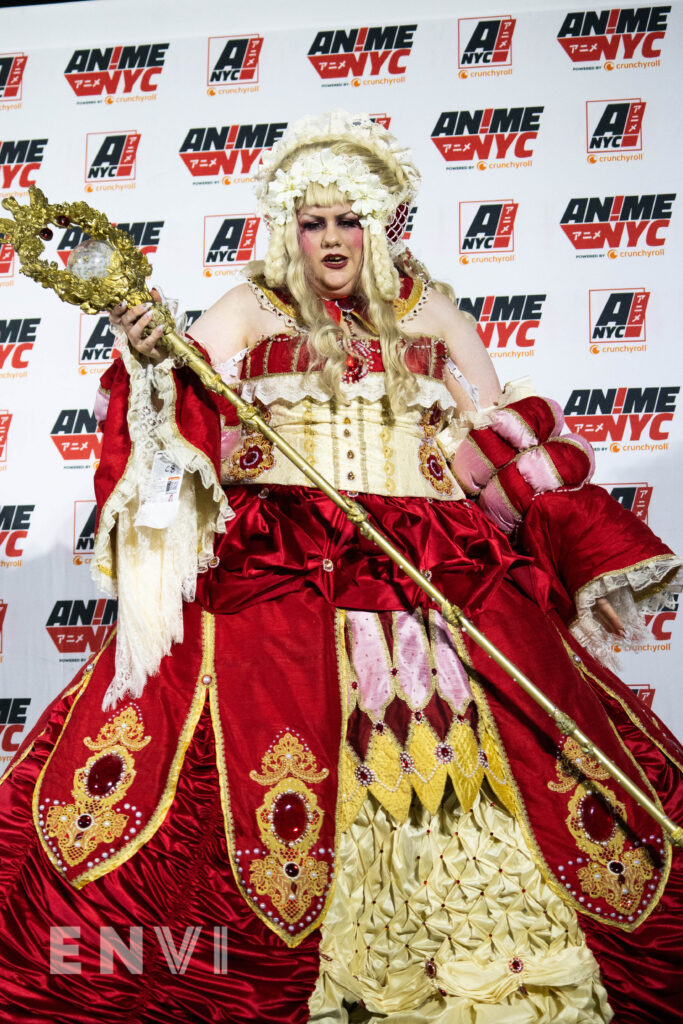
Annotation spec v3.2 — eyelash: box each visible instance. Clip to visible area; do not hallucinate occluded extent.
[300,219,362,231]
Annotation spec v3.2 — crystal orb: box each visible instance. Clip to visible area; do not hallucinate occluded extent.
[67,239,115,280]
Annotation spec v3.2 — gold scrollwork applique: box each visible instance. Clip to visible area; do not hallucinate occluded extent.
[249,733,330,924]
[43,705,151,867]
[229,402,275,480]
[549,736,655,917]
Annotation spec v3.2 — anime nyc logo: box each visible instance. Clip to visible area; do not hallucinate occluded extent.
[207,35,263,95]
[560,194,674,258]
[179,123,287,184]
[57,221,163,264]
[431,108,542,170]
[46,598,117,659]
[73,500,96,565]
[0,138,47,195]
[0,504,34,566]
[0,240,14,284]
[50,410,103,465]
[564,385,678,452]
[586,99,645,164]
[557,7,670,69]
[458,201,517,264]
[64,43,169,102]
[457,16,515,78]
[203,216,260,276]
[603,482,652,521]
[0,411,10,469]
[0,697,31,755]
[84,132,140,193]
[457,294,545,358]
[307,25,415,85]
[589,288,648,353]
[0,600,5,663]
[0,53,28,107]
[0,317,40,379]
[78,315,117,375]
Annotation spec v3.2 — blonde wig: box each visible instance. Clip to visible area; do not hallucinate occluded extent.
[252,112,452,413]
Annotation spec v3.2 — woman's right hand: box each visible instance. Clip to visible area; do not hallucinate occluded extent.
[110,287,166,360]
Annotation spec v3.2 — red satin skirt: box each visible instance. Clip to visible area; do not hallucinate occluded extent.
[0,485,681,1023]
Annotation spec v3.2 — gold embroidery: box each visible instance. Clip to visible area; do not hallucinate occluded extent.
[229,403,275,481]
[43,706,151,868]
[301,396,316,469]
[249,733,331,926]
[418,440,454,495]
[549,735,656,917]
[249,733,329,785]
[548,736,610,793]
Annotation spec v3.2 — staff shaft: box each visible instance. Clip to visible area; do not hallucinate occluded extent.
[163,328,683,847]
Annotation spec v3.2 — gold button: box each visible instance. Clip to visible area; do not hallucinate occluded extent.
[347,450,354,459]
[343,417,351,424]
[347,472,355,481]
[343,429,351,438]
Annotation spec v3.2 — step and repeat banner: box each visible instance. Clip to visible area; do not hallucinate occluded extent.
[0,4,681,764]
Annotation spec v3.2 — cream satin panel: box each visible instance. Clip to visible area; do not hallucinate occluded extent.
[309,789,613,1023]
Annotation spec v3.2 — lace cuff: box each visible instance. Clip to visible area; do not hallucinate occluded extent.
[570,556,683,669]
[93,345,229,710]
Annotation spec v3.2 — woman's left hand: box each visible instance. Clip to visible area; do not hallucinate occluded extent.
[594,596,625,636]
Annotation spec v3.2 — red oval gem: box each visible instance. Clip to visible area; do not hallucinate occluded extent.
[86,753,124,796]
[427,455,443,480]
[272,792,308,843]
[77,813,93,830]
[39,227,53,241]
[241,446,262,469]
[580,793,616,844]
[56,215,70,227]
[283,861,300,878]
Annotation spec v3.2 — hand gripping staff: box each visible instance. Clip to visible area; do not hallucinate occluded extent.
[2,186,682,848]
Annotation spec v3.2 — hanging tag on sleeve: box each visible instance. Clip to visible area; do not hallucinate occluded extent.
[135,451,184,528]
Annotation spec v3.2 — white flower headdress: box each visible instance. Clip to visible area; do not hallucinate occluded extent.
[255,110,421,248]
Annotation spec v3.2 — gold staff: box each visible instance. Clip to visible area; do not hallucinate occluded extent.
[2,186,681,847]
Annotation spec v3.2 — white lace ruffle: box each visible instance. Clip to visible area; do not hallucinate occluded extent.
[239,371,458,415]
[92,345,229,710]
[459,377,535,430]
[570,556,683,669]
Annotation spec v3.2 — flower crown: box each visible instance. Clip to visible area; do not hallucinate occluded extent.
[255,111,420,240]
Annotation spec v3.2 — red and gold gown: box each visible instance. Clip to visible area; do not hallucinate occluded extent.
[0,275,682,1024]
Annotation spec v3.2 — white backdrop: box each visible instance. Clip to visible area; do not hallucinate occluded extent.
[0,0,681,767]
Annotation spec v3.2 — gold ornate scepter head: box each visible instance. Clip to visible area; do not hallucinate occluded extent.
[0,185,176,330]
[2,186,682,849]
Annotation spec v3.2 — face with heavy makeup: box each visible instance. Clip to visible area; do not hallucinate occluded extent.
[296,203,364,299]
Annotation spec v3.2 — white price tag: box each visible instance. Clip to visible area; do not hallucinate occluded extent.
[135,451,184,529]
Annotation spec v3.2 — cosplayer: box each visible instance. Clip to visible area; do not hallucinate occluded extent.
[0,111,682,1024]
